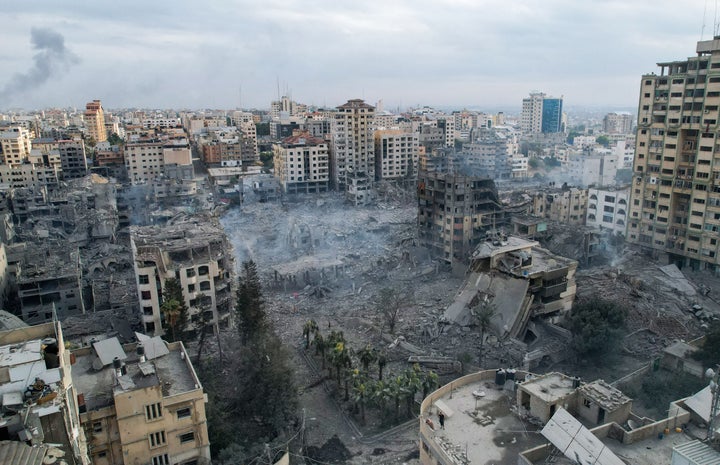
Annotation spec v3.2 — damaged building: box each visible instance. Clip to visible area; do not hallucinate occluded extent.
[71,334,211,465]
[443,235,577,366]
[0,322,90,464]
[130,216,234,336]
[417,171,506,263]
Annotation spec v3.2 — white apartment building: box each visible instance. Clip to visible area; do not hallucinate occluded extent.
[437,115,456,147]
[125,138,193,184]
[521,92,544,134]
[374,129,419,181]
[272,132,330,194]
[567,152,619,188]
[586,187,630,235]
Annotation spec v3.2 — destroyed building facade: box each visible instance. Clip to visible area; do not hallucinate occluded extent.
[0,322,90,464]
[629,36,720,271]
[130,217,234,336]
[529,186,588,225]
[417,171,505,262]
[72,335,211,465]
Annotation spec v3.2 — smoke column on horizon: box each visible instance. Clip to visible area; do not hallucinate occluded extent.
[0,28,79,102]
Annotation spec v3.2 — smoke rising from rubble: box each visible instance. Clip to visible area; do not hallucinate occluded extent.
[0,28,79,101]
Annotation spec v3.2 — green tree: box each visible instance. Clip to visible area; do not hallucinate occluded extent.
[161,278,188,342]
[421,370,439,399]
[528,157,540,169]
[543,156,561,168]
[357,344,378,372]
[567,299,627,359]
[313,332,327,369]
[107,132,124,146]
[471,300,496,367]
[692,321,720,367]
[596,135,610,147]
[235,260,267,345]
[377,351,387,381]
[302,319,319,348]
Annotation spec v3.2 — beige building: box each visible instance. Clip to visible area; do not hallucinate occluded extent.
[530,187,588,225]
[374,129,419,181]
[125,137,193,185]
[72,335,210,465]
[0,126,32,165]
[85,100,108,143]
[331,99,375,196]
[130,217,234,336]
[603,112,633,134]
[273,132,330,194]
[628,37,720,270]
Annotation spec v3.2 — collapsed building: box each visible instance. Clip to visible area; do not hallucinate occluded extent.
[444,234,577,368]
[130,215,234,336]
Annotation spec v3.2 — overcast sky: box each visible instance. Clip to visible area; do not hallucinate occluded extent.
[0,0,714,112]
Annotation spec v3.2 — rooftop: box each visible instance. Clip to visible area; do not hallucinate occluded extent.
[71,337,199,411]
[578,380,631,411]
[423,373,546,465]
[519,372,576,404]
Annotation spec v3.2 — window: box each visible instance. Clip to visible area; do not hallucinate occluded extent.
[179,431,195,443]
[200,281,211,291]
[145,402,163,421]
[143,306,153,316]
[146,322,155,333]
[149,431,166,448]
[186,268,196,278]
[583,398,592,408]
[141,290,152,300]
[152,454,169,465]
[198,265,209,276]
[177,407,191,419]
[92,421,103,433]
[188,284,196,293]
[139,274,150,284]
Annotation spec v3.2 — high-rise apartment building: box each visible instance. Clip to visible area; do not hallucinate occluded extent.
[0,126,32,165]
[374,129,419,181]
[331,99,375,200]
[85,100,108,143]
[58,139,88,179]
[603,112,634,134]
[521,92,564,134]
[273,132,330,193]
[628,36,720,270]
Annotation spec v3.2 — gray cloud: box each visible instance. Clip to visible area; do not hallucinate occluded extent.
[0,28,79,101]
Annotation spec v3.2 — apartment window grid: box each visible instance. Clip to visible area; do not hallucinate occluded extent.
[152,454,169,465]
[179,431,195,444]
[145,402,163,421]
[149,430,167,448]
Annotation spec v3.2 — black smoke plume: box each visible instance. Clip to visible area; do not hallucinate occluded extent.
[0,28,79,101]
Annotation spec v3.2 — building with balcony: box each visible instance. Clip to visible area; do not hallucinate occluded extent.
[628,36,720,270]
[374,129,419,181]
[272,132,330,193]
[603,112,634,135]
[331,99,375,200]
[130,216,234,336]
[586,187,630,235]
[72,335,210,465]
[85,100,107,143]
[530,187,588,226]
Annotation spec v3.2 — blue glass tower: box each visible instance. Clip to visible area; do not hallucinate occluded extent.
[541,98,563,133]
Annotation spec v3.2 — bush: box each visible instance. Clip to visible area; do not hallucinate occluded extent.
[566,299,627,359]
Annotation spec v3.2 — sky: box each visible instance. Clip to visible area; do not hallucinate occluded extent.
[0,0,715,112]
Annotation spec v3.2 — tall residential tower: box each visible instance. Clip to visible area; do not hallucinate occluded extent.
[628,37,720,270]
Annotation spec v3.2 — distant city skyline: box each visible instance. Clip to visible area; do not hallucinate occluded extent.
[0,0,713,111]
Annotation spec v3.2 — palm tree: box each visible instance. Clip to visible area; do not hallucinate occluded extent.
[471,301,496,367]
[389,375,406,421]
[313,333,327,369]
[351,374,368,423]
[358,344,377,373]
[377,351,387,381]
[302,319,319,348]
[160,298,183,342]
[404,366,422,417]
[421,370,439,400]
